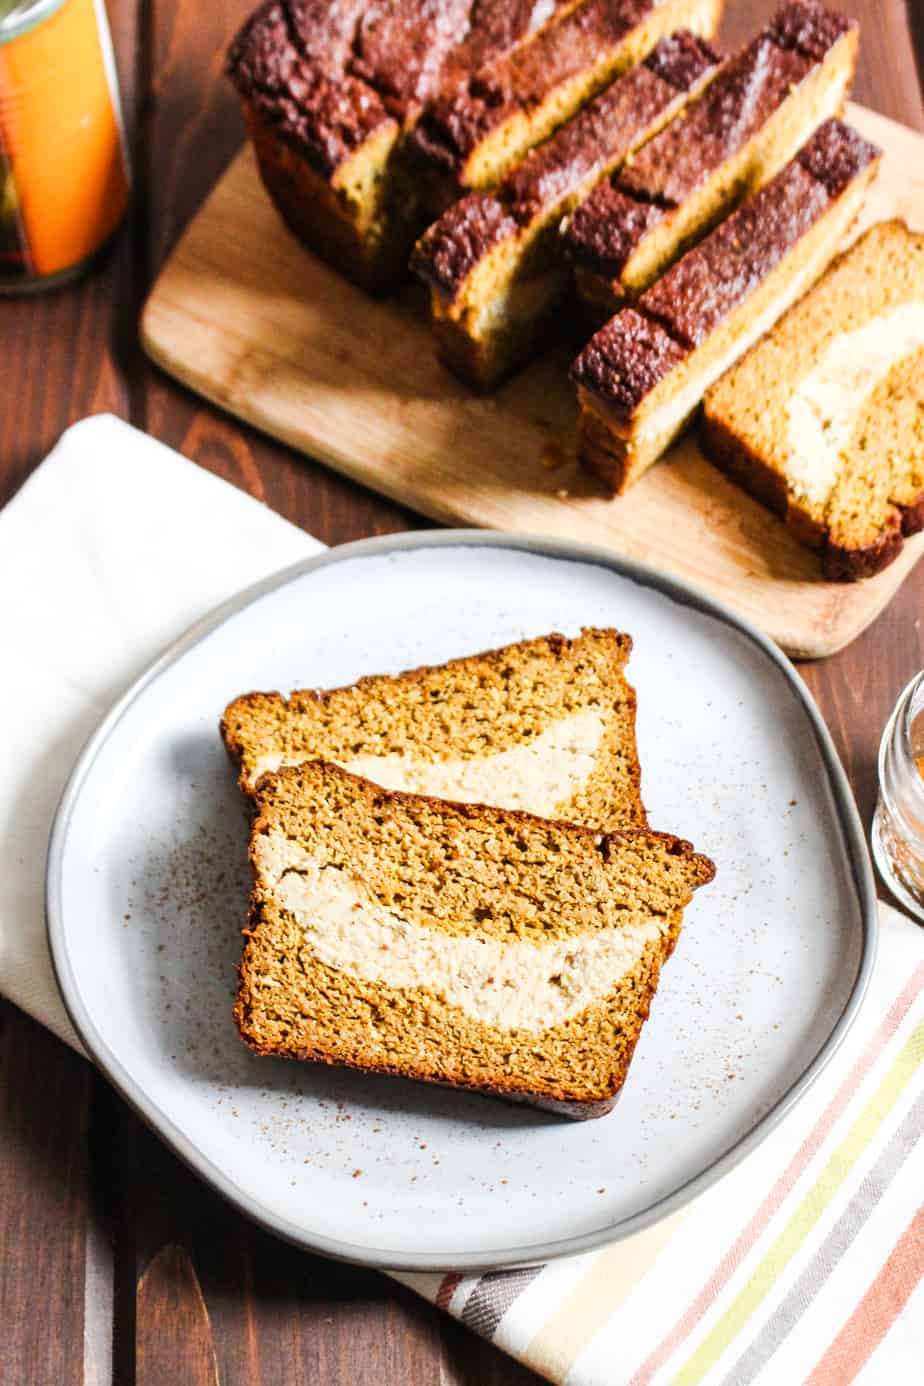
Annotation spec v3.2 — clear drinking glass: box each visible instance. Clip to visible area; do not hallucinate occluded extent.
[872,671,924,924]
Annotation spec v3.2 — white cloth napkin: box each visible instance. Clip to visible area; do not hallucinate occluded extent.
[0,414,320,1050]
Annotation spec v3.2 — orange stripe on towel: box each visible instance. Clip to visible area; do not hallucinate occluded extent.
[805,1203,924,1386]
[436,1273,463,1311]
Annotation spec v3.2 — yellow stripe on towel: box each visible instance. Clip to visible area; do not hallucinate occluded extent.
[523,1210,687,1382]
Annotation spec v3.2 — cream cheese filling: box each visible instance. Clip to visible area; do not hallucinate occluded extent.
[785,302,924,507]
[255,830,666,1033]
[252,706,605,816]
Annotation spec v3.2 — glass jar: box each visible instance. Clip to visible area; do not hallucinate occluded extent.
[0,0,129,292]
[872,671,924,924]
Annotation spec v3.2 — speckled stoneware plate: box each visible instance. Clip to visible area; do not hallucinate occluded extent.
[47,533,877,1271]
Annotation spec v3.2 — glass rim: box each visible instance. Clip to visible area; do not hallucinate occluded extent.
[0,0,67,44]
[899,669,924,762]
[880,670,924,824]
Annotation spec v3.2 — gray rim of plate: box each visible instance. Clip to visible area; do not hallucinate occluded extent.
[46,530,879,1272]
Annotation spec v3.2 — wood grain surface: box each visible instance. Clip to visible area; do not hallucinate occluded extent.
[0,3,922,1383]
[141,104,924,659]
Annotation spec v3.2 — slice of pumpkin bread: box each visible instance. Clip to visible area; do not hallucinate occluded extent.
[570,118,880,494]
[410,31,721,389]
[702,220,924,581]
[236,761,715,1117]
[222,628,647,829]
[565,1,858,322]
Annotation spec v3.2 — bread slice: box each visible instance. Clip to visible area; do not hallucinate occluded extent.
[570,119,881,494]
[565,2,858,322]
[410,32,722,390]
[226,0,550,293]
[408,0,725,210]
[236,760,715,1117]
[222,629,647,829]
[702,220,924,581]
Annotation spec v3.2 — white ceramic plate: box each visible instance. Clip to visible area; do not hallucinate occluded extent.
[48,534,877,1270]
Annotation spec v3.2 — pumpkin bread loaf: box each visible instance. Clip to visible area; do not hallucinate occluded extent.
[702,220,924,581]
[222,628,647,829]
[236,760,714,1117]
[227,0,723,295]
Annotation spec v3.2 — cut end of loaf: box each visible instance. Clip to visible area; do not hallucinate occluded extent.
[702,219,924,581]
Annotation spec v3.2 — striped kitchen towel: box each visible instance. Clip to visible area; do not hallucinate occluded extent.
[393,901,924,1385]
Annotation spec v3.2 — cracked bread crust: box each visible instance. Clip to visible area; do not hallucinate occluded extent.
[227,0,554,291]
[571,307,688,417]
[228,0,539,135]
[565,0,858,313]
[411,192,519,299]
[235,761,714,1117]
[411,31,720,301]
[228,2,395,180]
[768,0,852,58]
[409,0,724,197]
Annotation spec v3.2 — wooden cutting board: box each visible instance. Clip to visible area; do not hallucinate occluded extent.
[141,102,924,658]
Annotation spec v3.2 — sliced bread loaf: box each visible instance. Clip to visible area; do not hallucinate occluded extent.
[226,0,549,293]
[237,761,715,1116]
[222,628,647,828]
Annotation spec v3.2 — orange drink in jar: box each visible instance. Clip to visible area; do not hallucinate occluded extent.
[0,0,129,291]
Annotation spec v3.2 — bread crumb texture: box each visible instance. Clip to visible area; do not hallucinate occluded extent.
[222,627,647,829]
[235,761,714,1112]
[703,221,924,579]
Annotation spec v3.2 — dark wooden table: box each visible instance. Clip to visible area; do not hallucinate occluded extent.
[2,3,923,1382]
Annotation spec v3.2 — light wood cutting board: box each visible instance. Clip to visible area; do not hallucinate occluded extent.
[141,102,924,658]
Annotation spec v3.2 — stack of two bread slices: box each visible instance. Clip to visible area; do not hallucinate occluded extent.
[221,629,714,1118]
